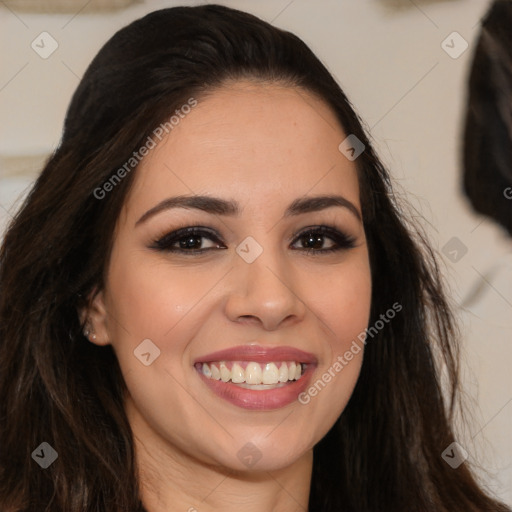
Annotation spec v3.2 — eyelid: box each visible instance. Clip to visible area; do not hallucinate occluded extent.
[149,223,356,254]
[149,226,226,251]
[290,224,356,250]
[290,223,349,241]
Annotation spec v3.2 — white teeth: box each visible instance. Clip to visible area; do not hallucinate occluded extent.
[245,362,262,384]
[211,364,221,380]
[236,383,288,390]
[231,362,245,383]
[200,361,303,385]
[202,362,212,378]
[262,363,279,385]
[278,362,288,383]
[219,362,230,382]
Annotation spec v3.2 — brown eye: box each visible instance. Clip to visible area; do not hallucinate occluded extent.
[150,227,226,253]
[291,226,356,254]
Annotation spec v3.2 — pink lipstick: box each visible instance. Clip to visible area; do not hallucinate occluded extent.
[194,345,317,410]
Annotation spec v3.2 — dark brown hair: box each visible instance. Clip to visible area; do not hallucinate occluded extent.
[0,4,510,511]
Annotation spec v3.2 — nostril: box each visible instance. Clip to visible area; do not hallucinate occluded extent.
[237,315,260,325]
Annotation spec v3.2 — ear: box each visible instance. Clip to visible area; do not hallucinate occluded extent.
[78,288,111,347]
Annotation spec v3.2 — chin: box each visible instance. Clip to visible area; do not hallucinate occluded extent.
[207,430,314,473]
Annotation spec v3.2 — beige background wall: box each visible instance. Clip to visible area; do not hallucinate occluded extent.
[1,0,510,504]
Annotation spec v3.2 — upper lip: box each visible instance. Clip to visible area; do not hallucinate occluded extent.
[194,345,318,364]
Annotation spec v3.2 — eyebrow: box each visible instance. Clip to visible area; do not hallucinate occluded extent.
[135,194,362,226]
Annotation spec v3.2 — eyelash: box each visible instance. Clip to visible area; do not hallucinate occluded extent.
[149,225,356,256]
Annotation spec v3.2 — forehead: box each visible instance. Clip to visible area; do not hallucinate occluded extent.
[125,81,360,216]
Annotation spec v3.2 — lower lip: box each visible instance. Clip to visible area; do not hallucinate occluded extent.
[195,365,316,411]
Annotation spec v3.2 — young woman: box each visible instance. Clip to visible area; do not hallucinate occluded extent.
[0,4,509,511]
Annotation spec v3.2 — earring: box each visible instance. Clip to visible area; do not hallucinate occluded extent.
[83,322,97,341]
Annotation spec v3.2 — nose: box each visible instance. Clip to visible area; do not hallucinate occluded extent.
[223,245,307,331]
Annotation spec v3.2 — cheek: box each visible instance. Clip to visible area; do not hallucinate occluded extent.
[107,256,214,342]
[297,255,371,422]
[308,256,372,357]
[104,258,213,437]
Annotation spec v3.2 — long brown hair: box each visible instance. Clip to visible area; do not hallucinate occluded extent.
[0,5,509,511]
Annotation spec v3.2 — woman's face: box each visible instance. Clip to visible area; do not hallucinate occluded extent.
[88,81,372,473]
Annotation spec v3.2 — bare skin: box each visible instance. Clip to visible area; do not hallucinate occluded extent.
[83,81,372,512]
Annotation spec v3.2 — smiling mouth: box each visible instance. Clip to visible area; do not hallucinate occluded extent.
[195,360,307,389]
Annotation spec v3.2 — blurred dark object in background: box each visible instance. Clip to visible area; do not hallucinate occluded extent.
[462,0,512,236]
